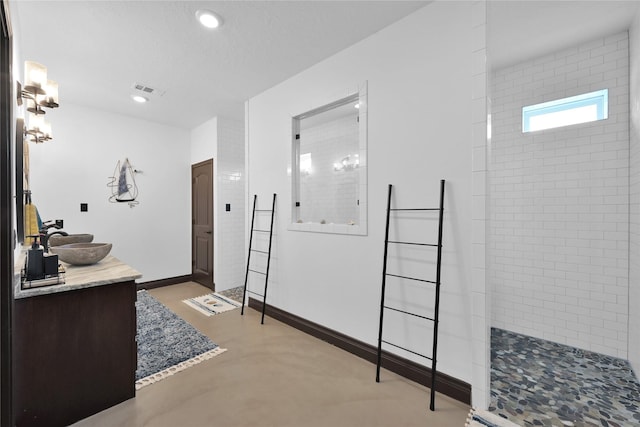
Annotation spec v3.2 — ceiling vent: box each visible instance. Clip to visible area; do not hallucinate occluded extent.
[131,82,165,98]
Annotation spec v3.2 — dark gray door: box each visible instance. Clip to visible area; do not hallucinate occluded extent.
[191,159,214,290]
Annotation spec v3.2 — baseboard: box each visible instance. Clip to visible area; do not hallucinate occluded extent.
[248,298,471,405]
[136,275,193,291]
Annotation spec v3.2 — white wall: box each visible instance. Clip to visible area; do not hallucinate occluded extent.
[191,117,218,165]
[629,14,640,376]
[247,1,474,384]
[490,32,630,358]
[191,116,245,292]
[29,102,191,282]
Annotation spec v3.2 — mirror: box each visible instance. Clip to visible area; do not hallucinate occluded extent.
[290,83,368,235]
[15,117,24,244]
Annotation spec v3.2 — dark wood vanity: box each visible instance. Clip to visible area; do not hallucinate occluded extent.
[13,255,141,427]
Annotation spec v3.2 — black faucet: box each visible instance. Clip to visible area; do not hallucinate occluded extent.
[40,230,68,252]
[38,219,67,252]
[40,219,63,232]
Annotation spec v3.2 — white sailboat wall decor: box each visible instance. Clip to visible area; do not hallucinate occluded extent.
[108,158,140,207]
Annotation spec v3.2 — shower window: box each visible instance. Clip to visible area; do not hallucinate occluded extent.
[522,89,608,132]
[290,83,368,235]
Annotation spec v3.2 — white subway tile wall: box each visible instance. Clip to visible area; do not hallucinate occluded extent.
[216,118,245,291]
[489,32,630,358]
[471,0,489,408]
[298,115,360,225]
[629,17,640,374]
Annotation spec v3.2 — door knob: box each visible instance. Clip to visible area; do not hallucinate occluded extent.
[206,231,212,234]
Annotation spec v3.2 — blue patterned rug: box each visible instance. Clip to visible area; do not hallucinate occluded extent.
[136,290,226,389]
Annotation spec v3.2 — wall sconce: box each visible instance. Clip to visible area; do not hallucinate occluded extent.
[17,61,59,143]
[300,152,312,176]
[333,154,359,172]
[25,113,52,143]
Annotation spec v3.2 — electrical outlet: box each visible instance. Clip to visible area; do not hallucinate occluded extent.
[80,203,88,212]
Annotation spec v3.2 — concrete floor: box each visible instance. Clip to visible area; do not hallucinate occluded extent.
[73,282,470,427]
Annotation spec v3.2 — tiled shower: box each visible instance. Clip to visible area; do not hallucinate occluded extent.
[488,26,639,425]
[490,31,630,358]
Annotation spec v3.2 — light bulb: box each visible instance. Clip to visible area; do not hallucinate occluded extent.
[24,61,47,94]
[196,10,222,29]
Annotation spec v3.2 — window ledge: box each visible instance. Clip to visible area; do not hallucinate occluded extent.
[288,221,367,236]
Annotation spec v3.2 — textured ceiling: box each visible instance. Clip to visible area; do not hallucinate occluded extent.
[10,1,640,130]
[9,1,428,129]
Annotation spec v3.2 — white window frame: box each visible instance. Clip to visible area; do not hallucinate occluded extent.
[522,89,608,133]
[289,82,368,235]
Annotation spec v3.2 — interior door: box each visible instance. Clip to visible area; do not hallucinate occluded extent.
[192,159,214,290]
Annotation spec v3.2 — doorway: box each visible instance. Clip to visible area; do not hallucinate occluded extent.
[191,159,214,291]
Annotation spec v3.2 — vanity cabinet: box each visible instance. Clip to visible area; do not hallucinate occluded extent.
[13,256,140,427]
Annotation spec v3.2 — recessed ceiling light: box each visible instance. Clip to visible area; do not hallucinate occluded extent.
[131,95,148,103]
[196,9,223,29]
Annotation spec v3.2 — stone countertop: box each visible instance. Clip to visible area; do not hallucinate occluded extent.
[14,254,142,299]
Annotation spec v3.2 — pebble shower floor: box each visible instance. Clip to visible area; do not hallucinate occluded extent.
[489,328,640,427]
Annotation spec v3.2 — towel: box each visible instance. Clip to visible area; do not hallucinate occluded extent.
[24,203,41,244]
